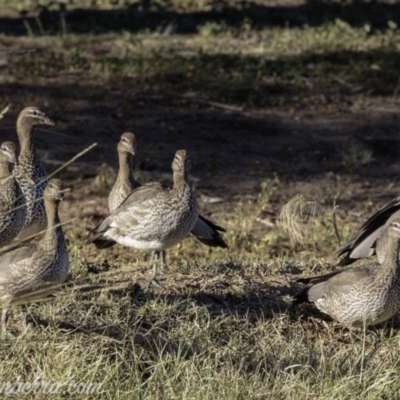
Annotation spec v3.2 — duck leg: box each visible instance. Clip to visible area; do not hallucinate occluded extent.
[21,305,28,332]
[1,309,7,338]
[148,251,164,288]
[160,250,168,271]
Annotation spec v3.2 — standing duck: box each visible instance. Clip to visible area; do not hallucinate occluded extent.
[107,133,227,264]
[0,141,26,246]
[14,106,55,239]
[88,149,199,286]
[0,179,69,335]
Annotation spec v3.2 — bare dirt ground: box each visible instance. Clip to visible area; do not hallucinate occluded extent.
[0,1,399,204]
[2,62,400,225]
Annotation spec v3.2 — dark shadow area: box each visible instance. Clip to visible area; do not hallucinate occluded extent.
[48,275,294,340]
[4,46,400,101]
[1,45,400,191]
[2,1,400,36]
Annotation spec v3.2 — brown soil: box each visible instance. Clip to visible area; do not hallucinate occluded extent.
[1,79,400,219]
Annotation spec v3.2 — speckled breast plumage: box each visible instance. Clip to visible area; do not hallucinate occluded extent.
[15,150,48,232]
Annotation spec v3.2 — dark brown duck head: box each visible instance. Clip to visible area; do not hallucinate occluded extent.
[16,107,55,139]
[0,141,17,166]
[117,132,136,156]
[44,179,65,203]
[387,218,400,240]
[0,141,17,177]
[172,149,191,183]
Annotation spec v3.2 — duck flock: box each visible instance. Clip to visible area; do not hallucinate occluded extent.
[1,106,400,337]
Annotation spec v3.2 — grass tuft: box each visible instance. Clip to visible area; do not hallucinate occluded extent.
[277,194,329,245]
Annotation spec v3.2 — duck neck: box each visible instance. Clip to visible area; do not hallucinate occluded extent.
[43,199,60,242]
[383,233,400,274]
[17,119,35,160]
[0,163,10,179]
[173,171,188,188]
[117,151,133,186]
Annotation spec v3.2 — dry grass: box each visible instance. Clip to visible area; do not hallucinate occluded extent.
[1,180,395,399]
[277,194,329,244]
[2,0,400,398]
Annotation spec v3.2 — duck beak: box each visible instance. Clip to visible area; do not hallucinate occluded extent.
[128,145,136,156]
[56,191,65,201]
[44,116,56,126]
[10,154,17,165]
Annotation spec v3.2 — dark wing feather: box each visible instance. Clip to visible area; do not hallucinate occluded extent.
[293,289,310,304]
[89,237,116,249]
[335,197,400,265]
[86,215,114,246]
[197,215,226,233]
[191,215,228,248]
[296,268,347,285]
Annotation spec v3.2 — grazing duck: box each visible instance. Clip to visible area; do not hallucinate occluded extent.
[335,195,400,266]
[0,141,26,246]
[295,218,400,328]
[108,133,227,259]
[88,150,199,286]
[0,179,69,335]
[13,106,55,240]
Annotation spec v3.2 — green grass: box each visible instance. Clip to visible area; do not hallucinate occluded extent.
[4,17,400,109]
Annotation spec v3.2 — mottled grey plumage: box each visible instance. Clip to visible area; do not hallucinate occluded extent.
[108,133,227,251]
[0,179,69,335]
[295,218,400,328]
[13,107,55,240]
[88,150,199,285]
[0,141,26,246]
[108,132,140,213]
[335,196,400,266]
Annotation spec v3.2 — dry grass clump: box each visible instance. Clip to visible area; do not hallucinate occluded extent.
[277,194,331,244]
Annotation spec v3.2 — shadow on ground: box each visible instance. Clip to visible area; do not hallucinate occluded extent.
[25,268,296,342]
[1,74,400,195]
[2,1,400,36]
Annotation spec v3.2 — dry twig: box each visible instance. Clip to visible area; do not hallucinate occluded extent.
[0,105,10,121]
[331,192,341,246]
